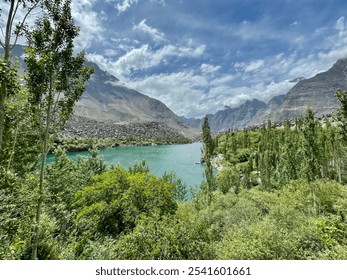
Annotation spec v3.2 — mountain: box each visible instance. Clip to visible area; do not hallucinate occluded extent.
[180,116,202,129]
[74,61,199,138]
[5,45,199,139]
[207,58,347,131]
[207,99,266,131]
[248,94,285,126]
[267,58,347,122]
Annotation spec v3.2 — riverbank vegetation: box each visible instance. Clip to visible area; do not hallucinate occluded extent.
[54,135,191,153]
[1,0,347,260]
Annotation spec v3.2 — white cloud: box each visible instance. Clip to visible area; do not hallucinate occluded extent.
[87,43,206,78]
[150,0,166,6]
[244,59,265,72]
[0,2,40,46]
[290,21,300,26]
[71,1,104,51]
[116,0,138,14]
[200,63,221,75]
[133,19,166,42]
[104,48,119,57]
[83,7,347,119]
[336,16,346,37]
[128,71,210,117]
[0,1,103,51]
[235,59,265,72]
[177,45,206,58]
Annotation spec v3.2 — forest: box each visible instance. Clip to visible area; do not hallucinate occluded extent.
[1,0,347,260]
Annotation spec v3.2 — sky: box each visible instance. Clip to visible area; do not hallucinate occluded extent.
[2,0,347,118]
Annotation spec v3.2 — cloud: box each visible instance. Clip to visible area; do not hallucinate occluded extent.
[87,43,206,77]
[133,19,166,42]
[150,0,166,6]
[71,1,105,50]
[200,64,221,75]
[83,3,347,119]
[336,17,346,37]
[290,21,300,27]
[127,71,210,117]
[116,0,138,14]
[0,0,103,50]
[235,59,265,73]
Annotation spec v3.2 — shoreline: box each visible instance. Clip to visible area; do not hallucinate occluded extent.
[52,136,198,153]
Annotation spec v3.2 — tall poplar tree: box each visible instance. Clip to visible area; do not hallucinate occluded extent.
[0,0,41,152]
[24,0,93,259]
[202,115,216,203]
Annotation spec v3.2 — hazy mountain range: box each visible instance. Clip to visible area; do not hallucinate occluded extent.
[4,45,347,136]
[188,58,347,131]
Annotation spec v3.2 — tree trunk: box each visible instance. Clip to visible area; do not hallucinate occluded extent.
[31,80,53,260]
[0,1,16,152]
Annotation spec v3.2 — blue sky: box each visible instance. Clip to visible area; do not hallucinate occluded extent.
[3,0,347,118]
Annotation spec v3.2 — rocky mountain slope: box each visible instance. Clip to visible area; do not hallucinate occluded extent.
[7,45,199,139]
[267,58,347,123]
[203,58,347,131]
[73,61,199,138]
[61,116,189,140]
[207,99,266,131]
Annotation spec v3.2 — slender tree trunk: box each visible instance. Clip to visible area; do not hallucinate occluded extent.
[6,121,19,171]
[0,1,16,152]
[32,80,53,260]
[311,183,318,216]
[0,89,5,152]
[338,158,342,183]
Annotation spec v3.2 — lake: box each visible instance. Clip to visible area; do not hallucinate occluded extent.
[48,142,205,189]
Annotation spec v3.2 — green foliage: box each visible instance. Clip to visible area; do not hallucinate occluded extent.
[217,166,240,194]
[114,213,213,260]
[44,147,106,239]
[213,107,347,192]
[54,136,191,152]
[3,1,347,260]
[336,89,347,143]
[202,115,214,158]
[162,171,188,201]
[215,180,347,259]
[128,160,149,174]
[201,115,217,201]
[1,87,40,174]
[0,59,20,97]
[23,0,93,259]
[74,166,178,239]
[0,172,38,259]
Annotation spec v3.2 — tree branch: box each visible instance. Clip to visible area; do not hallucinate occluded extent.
[12,1,41,49]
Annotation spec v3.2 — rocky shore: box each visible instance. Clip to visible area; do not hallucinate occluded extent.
[60,116,190,140]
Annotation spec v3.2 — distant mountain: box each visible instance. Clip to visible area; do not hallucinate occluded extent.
[268,58,347,122]
[180,116,201,129]
[207,99,266,131]
[207,58,347,131]
[248,94,285,127]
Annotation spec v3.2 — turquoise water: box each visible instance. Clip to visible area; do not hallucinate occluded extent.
[48,142,205,188]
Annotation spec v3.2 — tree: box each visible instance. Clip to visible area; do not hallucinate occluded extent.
[202,115,213,158]
[201,115,216,203]
[336,90,347,144]
[162,171,188,201]
[24,0,93,259]
[302,108,321,182]
[0,0,41,152]
[74,167,178,241]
